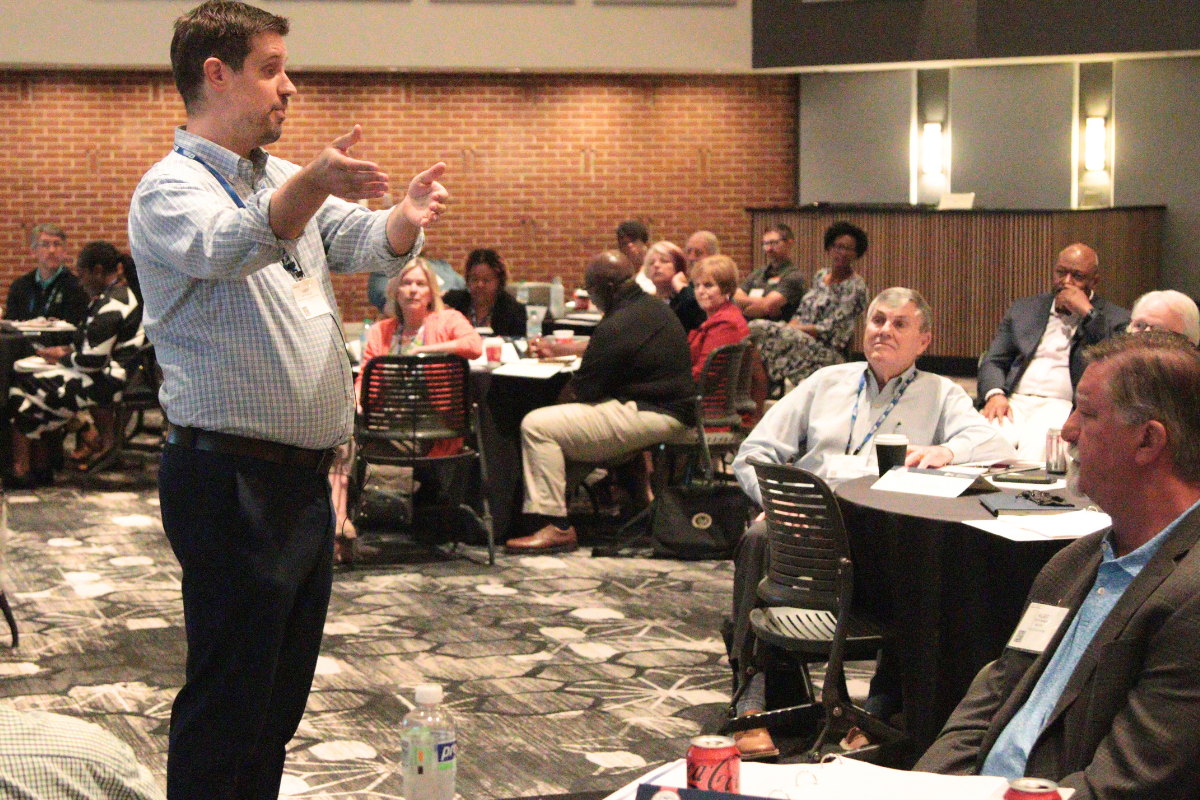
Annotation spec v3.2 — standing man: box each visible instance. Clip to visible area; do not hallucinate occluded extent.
[918,332,1200,798]
[734,223,805,321]
[127,2,448,798]
[978,243,1128,460]
[4,223,90,325]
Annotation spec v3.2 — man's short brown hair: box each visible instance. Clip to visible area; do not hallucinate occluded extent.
[171,0,289,113]
[1085,331,1200,483]
[29,223,66,247]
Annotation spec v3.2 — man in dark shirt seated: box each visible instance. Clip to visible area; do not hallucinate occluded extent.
[4,223,90,325]
[507,251,696,554]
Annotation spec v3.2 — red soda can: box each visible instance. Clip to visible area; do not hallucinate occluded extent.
[1004,778,1060,800]
[686,735,740,793]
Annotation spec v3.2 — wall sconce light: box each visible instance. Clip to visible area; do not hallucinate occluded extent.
[1084,116,1107,172]
[922,122,943,175]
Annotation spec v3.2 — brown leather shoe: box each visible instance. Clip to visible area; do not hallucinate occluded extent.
[505,524,578,554]
[733,726,778,760]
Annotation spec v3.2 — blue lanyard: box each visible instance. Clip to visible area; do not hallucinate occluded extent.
[845,369,917,455]
[173,145,304,281]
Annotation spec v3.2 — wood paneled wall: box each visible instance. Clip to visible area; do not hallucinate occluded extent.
[748,207,1163,358]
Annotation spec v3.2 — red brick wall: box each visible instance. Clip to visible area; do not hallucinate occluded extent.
[0,71,797,322]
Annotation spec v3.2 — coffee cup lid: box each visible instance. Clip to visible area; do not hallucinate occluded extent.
[874,434,909,445]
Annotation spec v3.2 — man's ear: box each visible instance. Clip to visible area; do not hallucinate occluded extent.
[1133,420,1169,467]
[201,57,229,95]
[916,328,933,356]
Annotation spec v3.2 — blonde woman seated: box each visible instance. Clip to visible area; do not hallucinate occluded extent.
[331,258,482,564]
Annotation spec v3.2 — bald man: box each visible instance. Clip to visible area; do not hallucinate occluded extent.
[684,230,720,273]
[978,243,1129,460]
[1128,290,1200,345]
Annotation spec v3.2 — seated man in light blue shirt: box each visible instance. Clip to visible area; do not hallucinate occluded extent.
[917,332,1200,800]
[727,287,1014,758]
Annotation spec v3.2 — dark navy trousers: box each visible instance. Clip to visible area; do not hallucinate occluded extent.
[158,443,334,800]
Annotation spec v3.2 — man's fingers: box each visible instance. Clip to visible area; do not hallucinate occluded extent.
[412,162,448,189]
[330,125,364,153]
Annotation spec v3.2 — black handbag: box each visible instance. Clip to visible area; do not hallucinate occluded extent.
[650,482,750,560]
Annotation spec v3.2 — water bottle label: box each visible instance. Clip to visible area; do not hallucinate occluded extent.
[436,741,456,767]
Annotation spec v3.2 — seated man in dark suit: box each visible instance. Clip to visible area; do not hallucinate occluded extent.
[978,243,1128,461]
[918,332,1200,799]
[507,251,695,554]
[4,223,90,325]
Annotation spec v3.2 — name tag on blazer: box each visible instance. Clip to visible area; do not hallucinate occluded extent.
[1007,602,1070,654]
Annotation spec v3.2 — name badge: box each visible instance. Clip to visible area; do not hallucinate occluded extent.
[1007,602,1070,653]
[292,277,333,320]
[826,454,872,481]
[748,287,766,299]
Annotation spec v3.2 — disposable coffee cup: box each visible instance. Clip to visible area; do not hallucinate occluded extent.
[874,434,909,474]
[484,337,503,364]
[553,329,575,343]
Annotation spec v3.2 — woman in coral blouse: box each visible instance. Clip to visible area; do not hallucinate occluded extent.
[334,258,482,564]
[688,255,750,378]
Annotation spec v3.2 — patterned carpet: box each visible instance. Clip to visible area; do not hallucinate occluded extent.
[0,463,751,799]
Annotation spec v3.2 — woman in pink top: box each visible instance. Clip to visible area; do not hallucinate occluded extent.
[334,259,482,564]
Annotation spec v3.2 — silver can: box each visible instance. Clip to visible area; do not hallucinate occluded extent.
[1045,428,1068,474]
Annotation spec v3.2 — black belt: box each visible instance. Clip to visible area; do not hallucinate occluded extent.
[165,424,338,474]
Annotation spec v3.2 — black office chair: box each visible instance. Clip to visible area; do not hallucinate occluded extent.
[350,354,495,564]
[725,458,903,761]
[84,346,164,476]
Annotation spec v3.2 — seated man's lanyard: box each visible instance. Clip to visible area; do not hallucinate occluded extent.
[173,146,303,280]
[32,274,64,317]
[845,369,917,455]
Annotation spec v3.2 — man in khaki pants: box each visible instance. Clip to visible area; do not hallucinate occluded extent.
[507,252,696,554]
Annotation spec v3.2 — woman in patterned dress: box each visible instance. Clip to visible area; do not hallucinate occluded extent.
[7,241,144,487]
[748,221,870,391]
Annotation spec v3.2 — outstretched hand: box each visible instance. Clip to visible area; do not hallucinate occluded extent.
[310,125,390,201]
[399,163,449,228]
[904,445,954,469]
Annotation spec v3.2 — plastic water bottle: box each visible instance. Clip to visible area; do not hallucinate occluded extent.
[515,283,530,304]
[549,276,566,319]
[401,684,456,800]
[526,306,546,340]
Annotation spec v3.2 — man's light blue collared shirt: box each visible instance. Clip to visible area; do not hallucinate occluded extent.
[981,498,1200,779]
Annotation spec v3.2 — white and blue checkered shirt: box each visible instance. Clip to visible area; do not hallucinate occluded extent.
[128,128,421,449]
[0,709,164,800]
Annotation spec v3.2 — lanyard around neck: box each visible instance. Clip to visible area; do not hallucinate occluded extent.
[173,145,304,281]
[845,368,917,456]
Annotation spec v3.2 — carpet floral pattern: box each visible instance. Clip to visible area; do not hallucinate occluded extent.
[0,480,747,799]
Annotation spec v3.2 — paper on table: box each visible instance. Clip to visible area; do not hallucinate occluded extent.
[602,757,1073,800]
[964,518,1057,542]
[491,360,565,379]
[1013,509,1111,538]
[966,510,1111,541]
[871,467,980,498]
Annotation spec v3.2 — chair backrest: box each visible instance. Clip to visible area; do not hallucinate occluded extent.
[696,340,750,428]
[748,457,852,613]
[358,354,471,442]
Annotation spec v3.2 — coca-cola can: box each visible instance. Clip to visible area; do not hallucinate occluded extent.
[1004,777,1060,800]
[686,735,739,793]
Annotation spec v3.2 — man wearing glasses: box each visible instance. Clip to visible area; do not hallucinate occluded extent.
[3,224,90,325]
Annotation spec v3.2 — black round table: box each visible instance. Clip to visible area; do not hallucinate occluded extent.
[835,476,1071,766]
[469,367,572,543]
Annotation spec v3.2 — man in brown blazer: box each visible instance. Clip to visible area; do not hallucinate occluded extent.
[915,331,1200,798]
